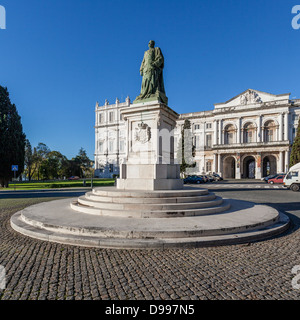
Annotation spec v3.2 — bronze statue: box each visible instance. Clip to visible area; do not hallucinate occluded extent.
[134,40,168,105]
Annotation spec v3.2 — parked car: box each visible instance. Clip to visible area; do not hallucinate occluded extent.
[68,176,80,180]
[206,175,215,182]
[212,173,223,181]
[268,174,286,184]
[184,176,204,184]
[200,175,214,182]
[198,175,208,182]
[263,173,285,183]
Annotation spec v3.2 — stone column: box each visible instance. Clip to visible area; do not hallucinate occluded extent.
[285,150,290,172]
[284,113,289,141]
[213,120,218,145]
[261,118,264,143]
[218,120,222,145]
[214,154,218,173]
[237,118,241,144]
[235,153,241,179]
[256,153,262,179]
[257,116,262,143]
[217,154,221,175]
[279,113,284,141]
[279,151,284,173]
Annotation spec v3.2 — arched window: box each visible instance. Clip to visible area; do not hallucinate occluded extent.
[224,124,236,144]
[243,123,256,143]
[264,121,277,142]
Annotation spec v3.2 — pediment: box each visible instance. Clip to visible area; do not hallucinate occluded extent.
[214,89,290,109]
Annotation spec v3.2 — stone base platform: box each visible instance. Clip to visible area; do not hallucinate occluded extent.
[10,187,290,249]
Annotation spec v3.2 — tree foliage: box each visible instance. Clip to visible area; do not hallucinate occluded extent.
[72,148,94,178]
[290,117,300,167]
[0,86,26,187]
[23,144,94,181]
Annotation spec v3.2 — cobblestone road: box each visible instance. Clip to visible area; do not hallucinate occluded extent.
[0,197,300,300]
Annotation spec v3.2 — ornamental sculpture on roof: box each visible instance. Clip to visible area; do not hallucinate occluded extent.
[240,90,262,105]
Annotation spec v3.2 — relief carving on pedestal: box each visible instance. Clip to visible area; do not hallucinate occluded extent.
[134,122,151,144]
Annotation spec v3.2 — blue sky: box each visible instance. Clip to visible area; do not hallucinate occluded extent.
[0,0,299,160]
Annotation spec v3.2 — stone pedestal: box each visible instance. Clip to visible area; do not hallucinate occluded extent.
[117,100,183,190]
[117,164,183,190]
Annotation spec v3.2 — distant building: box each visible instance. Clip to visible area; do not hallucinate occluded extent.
[94,89,300,179]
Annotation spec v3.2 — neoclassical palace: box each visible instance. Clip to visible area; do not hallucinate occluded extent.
[94,89,300,180]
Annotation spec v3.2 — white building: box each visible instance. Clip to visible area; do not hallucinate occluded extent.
[94,89,300,179]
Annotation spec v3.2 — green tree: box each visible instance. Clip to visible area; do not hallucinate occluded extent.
[176,119,196,176]
[0,86,26,187]
[34,143,51,180]
[290,117,300,167]
[74,148,94,178]
[37,150,72,180]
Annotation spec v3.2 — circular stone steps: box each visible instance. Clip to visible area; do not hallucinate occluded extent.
[92,187,210,198]
[10,186,290,249]
[85,191,217,204]
[73,196,227,218]
[70,187,230,218]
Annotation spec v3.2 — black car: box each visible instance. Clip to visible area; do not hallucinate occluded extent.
[183,176,204,184]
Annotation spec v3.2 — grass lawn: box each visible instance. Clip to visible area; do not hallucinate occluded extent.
[0,179,115,191]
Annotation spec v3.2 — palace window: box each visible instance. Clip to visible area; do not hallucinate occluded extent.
[206,123,212,129]
[206,161,212,172]
[224,124,236,145]
[264,121,277,142]
[266,129,273,142]
[194,124,200,130]
[99,113,103,124]
[109,111,114,123]
[243,123,256,143]
[206,134,212,147]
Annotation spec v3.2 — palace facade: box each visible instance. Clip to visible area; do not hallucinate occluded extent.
[94,89,300,179]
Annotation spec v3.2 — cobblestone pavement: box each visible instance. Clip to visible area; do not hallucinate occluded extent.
[0,198,300,300]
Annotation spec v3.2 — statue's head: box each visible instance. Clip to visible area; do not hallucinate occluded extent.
[148,40,155,48]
